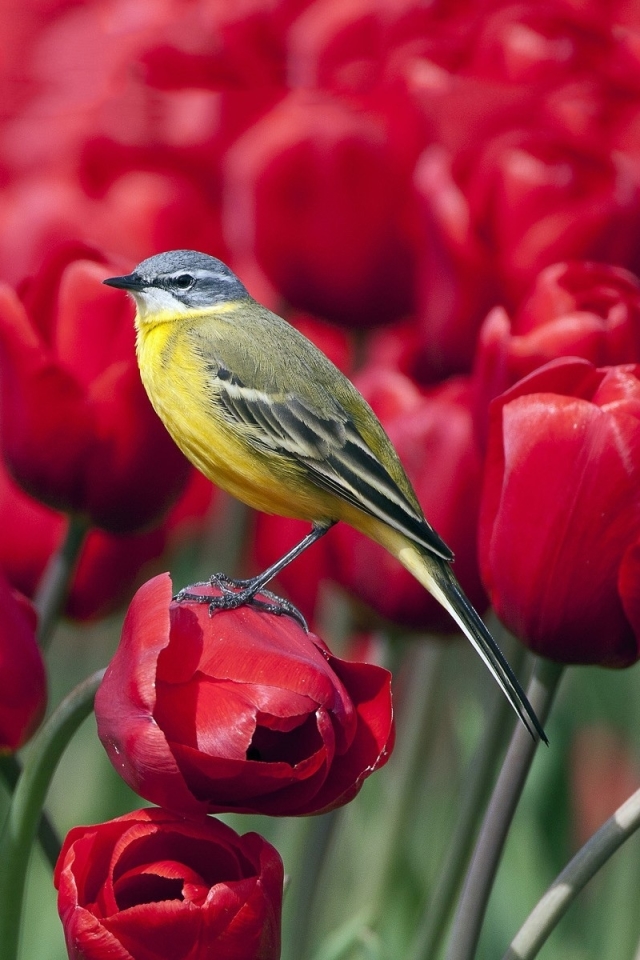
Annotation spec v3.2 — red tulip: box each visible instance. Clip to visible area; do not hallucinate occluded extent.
[472,261,640,439]
[67,469,217,621]
[0,245,190,532]
[88,170,226,272]
[55,808,283,960]
[224,89,419,327]
[0,180,94,287]
[287,0,384,94]
[473,129,640,298]
[467,5,610,90]
[0,454,160,621]
[414,128,640,377]
[0,573,45,752]
[96,573,394,817]
[364,318,434,388]
[479,358,640,665]
[0,450,216,622]
[412,142,498,378]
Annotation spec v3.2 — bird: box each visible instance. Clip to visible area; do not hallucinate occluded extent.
[104,250,546,743]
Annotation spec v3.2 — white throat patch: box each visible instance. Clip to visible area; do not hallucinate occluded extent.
[132,288,191,319]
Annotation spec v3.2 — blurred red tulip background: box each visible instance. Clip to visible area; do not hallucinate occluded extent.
[0,574,46,752]
[4,3,640,960]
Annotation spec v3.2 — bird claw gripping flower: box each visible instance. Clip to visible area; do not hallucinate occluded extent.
[174,572,310,631]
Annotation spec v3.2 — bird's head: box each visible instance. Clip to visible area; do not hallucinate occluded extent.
[103,250,249,322]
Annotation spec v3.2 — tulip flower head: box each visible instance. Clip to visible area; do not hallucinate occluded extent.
[0,246,190,532]
[473,261,640,435]
[55,808,284,960]
[96,574,394,816]
[480,358,640,665]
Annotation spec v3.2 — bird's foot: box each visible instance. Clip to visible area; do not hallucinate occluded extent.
[173,575,309,631]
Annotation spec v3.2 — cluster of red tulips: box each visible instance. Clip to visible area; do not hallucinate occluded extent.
[2,2,640,959]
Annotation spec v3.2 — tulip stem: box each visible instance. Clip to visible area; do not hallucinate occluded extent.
[444,658,563,960]
[282,809,340,960]
[368,641,443,917]
[502,782,640,960]
[0,668,104,960]
[0,754,61,869]
[409,634,525,960]
[34,513,90,649]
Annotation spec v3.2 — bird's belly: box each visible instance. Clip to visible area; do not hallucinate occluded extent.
[141,359,335,521]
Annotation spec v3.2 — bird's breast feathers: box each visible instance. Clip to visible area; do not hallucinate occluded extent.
[135,315,336,519]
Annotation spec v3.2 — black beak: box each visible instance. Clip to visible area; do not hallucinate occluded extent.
[103,273,146,291]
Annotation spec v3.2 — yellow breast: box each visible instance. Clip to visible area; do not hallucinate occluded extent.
[134,315,337,522]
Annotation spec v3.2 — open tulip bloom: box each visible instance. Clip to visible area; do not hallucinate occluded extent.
[54,808,284,960]
[95,574,395,818]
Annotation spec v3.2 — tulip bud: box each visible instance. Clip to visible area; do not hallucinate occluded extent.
[0,246,190,533]
[480,358,640,665]
[96,573,394,816]
[55,808,284,960]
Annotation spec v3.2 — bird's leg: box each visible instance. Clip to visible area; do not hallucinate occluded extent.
[174,521,336,628]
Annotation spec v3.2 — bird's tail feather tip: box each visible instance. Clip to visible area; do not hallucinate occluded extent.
[402,547,548,743]
[438,566,548,744]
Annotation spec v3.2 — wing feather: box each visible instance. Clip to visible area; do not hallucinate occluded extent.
[212,366,453,561]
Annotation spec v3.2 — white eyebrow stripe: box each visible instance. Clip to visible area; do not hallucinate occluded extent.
[167,268,240,283]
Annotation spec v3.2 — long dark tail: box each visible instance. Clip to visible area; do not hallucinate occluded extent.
[397,543,548,744]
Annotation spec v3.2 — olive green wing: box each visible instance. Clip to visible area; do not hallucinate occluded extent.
[205,349,453,562]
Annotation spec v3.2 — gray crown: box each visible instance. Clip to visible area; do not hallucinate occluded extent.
[132,250,249,306]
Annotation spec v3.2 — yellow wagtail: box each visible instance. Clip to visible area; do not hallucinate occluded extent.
[104,250,546,742]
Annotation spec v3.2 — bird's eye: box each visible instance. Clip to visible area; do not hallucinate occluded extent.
[172,274,194,290]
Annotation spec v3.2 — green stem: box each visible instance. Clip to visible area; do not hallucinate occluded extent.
[310,909,376,960]
[369,640,444,919]
[409,639,526,960]
[445,658,563,960]
[294,640,443,960]
[0,754,61,870]
[502,784,640,960]
[281,809,340,960]
[34,513,90,649]
[0,669,104,960]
